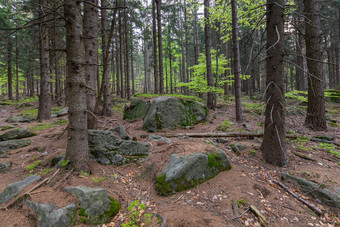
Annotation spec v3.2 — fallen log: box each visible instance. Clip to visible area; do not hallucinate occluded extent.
[310,138,340,147]
[156,132,299,139]
[267,173,323,216]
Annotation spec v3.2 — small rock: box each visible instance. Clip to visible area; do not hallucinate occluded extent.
[230,143,246,156]
[179,136,189,140]
[139,134,148,138]
[17,102,33,108]
[0,128,36,141]
[215,138,229,144]
[0,162,11,173]
[0,175,41,204]
[56,107,69,117]
[63,186,120,225]
[26,201,77,227]
[242,123,248,129]
[148,135,171,144]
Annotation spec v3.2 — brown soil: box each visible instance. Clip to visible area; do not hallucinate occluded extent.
[0,97,339,227]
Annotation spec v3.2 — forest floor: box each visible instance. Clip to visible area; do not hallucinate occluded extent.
[0,95,339,227]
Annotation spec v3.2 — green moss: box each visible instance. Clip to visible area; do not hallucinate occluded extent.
[22,108,38,117]
[78,208,88,217]
[155,113,163,130]
[104,197,121,220]
[328,122,339,127]
[156,173,172,195]
[207,151,222,168]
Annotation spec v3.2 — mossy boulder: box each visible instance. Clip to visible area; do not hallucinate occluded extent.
[230,143,246,156]
[123,99,151,120]
[156,150,231,196]
[63,186,120,225]
[0,128,36,141]
[88,130,149,165]
[282,172,340,209]
[0,139,31,154]
[143,96,208,132]
[26,201,77,227]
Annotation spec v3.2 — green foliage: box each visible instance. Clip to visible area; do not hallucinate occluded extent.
[122,200,152,227]
[242,102,265,115]
[328,122,339,127]
[316,143,340,157]
[81,171,90,177]
[22,108,38,117]
[250,150,256,156]
[29,119,68,131]
[27,160,41,171]
[234,197,248,207]
[91,177,105,183]
[60,159,70,167]
[41,168,52,176]
[133,93,202,102]
[285,90,307,102]
[216,120,231,131]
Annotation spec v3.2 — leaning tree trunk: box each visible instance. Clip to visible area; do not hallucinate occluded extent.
[101,0,113,116]
[260,0,288,166]
[37,0,51,120]
[64,0,90,172]
[304,0,327,131]
[152,0,158,94]
[84,0,99,128]
[231,0,243,122]
[204,0,214,109]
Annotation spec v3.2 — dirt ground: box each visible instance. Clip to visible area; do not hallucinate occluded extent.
[0,96,339,227]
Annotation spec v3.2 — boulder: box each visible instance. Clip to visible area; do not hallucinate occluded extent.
[0,128,36,141]
[215,138,229,144]
[0,162,11,173]
[0,175,41,204]
[148,134,171,144]
[0,139,31,154]
[88,130,150,165]
[143,96,208,132]
[56,107,69,117]
[63,186,120,225]
[230,143,246,156]
[51,154,66,167]
[282,172,340,209]
[156,150,231,196]
[111,125,131,140]
[123,99,150,120]
[26,201,77,227]
[6,115,35,123]
[0,125,16,131]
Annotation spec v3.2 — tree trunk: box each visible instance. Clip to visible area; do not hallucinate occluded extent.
[116,28,120,96]
[130,28,135,95]
[124,1,130,100]
[53,0,62,106]
[156,0,164,94]
[231,0,243,122]
[101,0,113,116]
[152,0,158,94]
[204,0,213,109]
[64,0,90,172]
[304,0,327,131]
[194,1,200,65]
[84,0,99,128]
[260,0,288,166]
[119,10,124,98]
[15,31,19,101]
[7,37,13,100]
[37,0,51,120]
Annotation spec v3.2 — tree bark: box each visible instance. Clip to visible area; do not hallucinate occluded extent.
[37,0,51,120]
[64,0,90,172]
[156,0,164,94]
[15,31,19,101]
[84,0,99,128]
[124,0,130,100]
[231,0,243,122]
[101,0,113,116]
[304,0,327,131]
[260,0,288,166]
[119,10,124,98]
[7,37,13,100]
[204,0,214,109]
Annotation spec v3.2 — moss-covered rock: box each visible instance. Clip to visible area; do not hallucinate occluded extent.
[156,150,231,196]
[63,186,120,225]
[143,96,208,132]
[6,115,35,123]
[0,139,31,154]
[123,99,151,120]
[0,128,36,141]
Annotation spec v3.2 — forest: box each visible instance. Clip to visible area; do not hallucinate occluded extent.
[0,0,339,226]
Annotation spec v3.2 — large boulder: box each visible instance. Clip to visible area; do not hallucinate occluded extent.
[156,150,231,196]
[6,115,35,123]
[26,201,77,227]
[0,128,36,141]
[63,186,120,225]
[0,175,41,204]
[123,99,151,120]
[0,139,31,154]
[143,96,208,132]
[88,130,150,165]
[282,172,340,209]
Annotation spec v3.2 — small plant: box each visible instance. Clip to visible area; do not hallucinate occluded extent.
[285,90,308,102]
[316,143,340,157]
[60,159,70,167]
[236,197,248,207]
[250,149,256,156]
[41,168,52,176]
[122,200,152,227]
[216,120,231,131]
[81,171,90,177]
[27,160,41,171]
[328,122,339,127]
[91,177,105,183]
